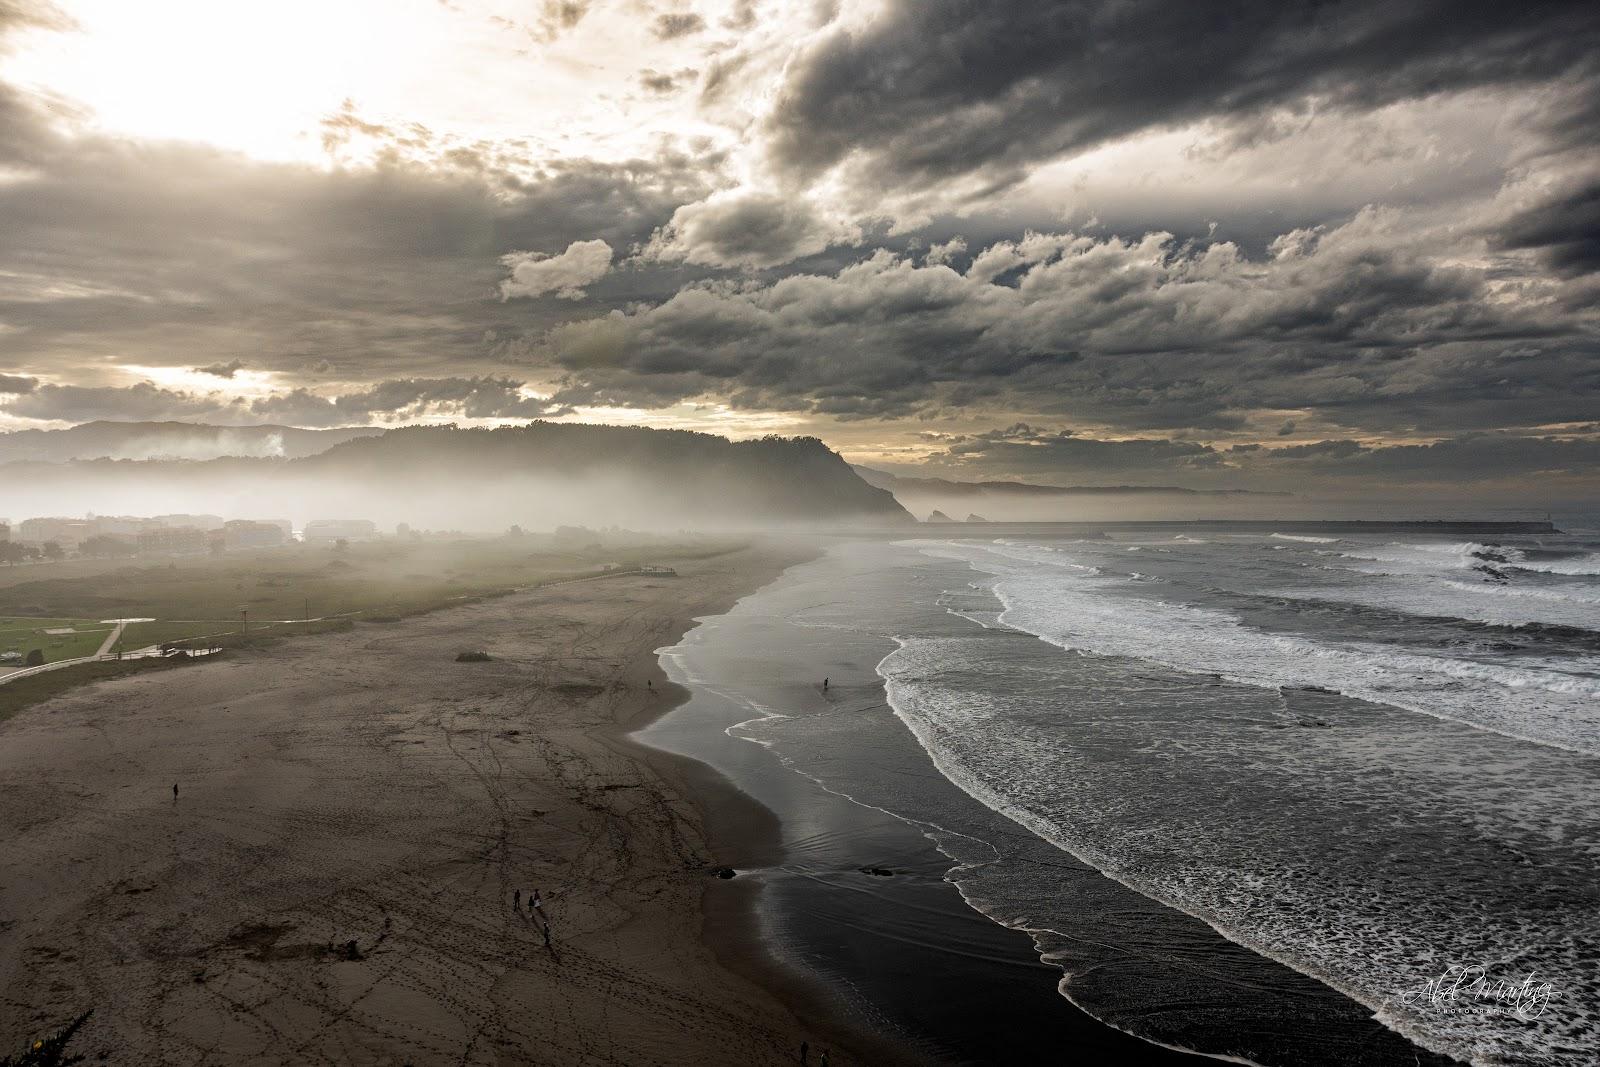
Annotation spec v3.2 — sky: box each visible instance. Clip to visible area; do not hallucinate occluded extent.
[0,0,1596,502]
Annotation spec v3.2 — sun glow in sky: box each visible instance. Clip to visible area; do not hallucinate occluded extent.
[5,0,732,164]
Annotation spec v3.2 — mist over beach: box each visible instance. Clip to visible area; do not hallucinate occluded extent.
[2,1,1598,1064]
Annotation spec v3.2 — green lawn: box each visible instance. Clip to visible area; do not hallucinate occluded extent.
[0,617,113,663]
[119,616,355,652]
[0,536,746,707]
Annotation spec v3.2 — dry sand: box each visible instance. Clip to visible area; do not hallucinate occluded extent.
[0,543,850,1065]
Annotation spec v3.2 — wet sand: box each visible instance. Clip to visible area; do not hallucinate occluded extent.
[0,542,873,1065]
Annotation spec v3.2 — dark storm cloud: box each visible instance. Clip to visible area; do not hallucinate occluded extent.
[194,360,245,379]
[1496,178,1600,276]
[0,373,36,393]
[765,0,1600,194]
[548,216,1596,432]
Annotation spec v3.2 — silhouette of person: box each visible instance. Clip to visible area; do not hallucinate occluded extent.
[819,1051,829,1067]
[514,888,521,910]
[823,677,829,691]
[800,1040,809,1064]
[542,922,552,948]
[172,783,178,800]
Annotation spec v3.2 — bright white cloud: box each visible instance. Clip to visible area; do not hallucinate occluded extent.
[499,239,614,300]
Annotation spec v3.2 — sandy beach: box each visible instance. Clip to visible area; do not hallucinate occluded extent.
[0,541,863,1065]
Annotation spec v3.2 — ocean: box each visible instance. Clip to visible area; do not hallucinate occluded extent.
[644,522,1600,1066]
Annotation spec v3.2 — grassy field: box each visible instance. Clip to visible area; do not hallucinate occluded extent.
[0,617,114,663]
[0,534,745,654]
[0,537,745,729]
[0,533,745,721]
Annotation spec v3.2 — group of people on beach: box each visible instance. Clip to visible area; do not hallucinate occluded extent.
[513,887,552,948]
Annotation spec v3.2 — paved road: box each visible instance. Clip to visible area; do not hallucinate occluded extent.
[94,620,128,657]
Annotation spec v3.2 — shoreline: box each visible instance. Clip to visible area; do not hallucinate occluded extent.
[640,540,1468,1067]
[587,541,917,1066]
[637,551,1210,1065]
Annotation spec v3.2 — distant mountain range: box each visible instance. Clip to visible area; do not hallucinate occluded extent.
[290,423,910,523]
[0,420,384,463]
[2,421,910,528]
[853,467,1287,498]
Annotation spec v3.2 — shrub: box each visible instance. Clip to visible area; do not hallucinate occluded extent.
[1,1009,92,1066]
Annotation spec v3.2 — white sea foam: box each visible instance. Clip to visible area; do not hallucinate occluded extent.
[875,542,1600,1066]
[919,540,1600,756]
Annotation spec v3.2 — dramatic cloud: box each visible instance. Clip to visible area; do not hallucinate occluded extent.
[1,0,1596,498]
[0,376,557,428]
[916,423,1600,498]
[2,382,234,424]
[0,78,715,383]
[499,240,616,300]
[765,1,1600,196]
[551,211,1596,432]
[1496,177,1600,277]
[643,190,859,269]
[252,377,554,426]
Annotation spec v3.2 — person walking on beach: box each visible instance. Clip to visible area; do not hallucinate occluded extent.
[819,1050,829,1067]
[513,888,520,910]
[800,1040,809,1064]
[822,677,829,691]
[172,783,178,800]
[530,888,544,916]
